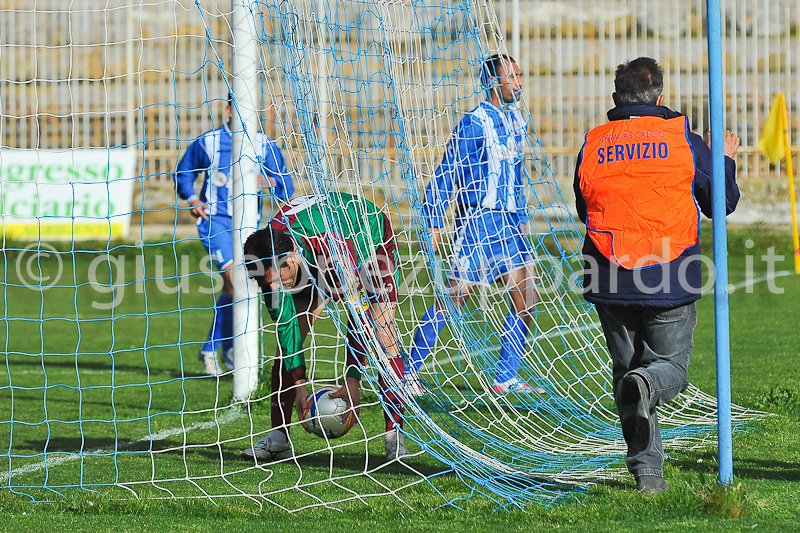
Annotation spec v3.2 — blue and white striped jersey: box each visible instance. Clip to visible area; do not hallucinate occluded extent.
[174,123,294,217]
[424,101,528,228]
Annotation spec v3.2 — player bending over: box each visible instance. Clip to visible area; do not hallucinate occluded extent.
[240,192,409,462]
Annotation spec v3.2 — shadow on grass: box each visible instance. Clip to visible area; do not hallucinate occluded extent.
[584,477,631,491]
[6,354,222,380]
[672,457,800,482]
[207,448,452,478]
[14,435,167,455]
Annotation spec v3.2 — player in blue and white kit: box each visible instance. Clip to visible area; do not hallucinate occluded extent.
[410,54,542,395]
[174,96,294,375]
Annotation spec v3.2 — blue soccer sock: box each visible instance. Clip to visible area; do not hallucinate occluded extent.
[496,313,529,384]
[202,292,233,354]
[220,292,234,353]
[408,306,447,374]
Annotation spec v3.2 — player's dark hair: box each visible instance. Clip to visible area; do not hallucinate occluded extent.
[480,54,516,92]
[614,57,663,106]
[243,227,295,285]
[227,92,233,106]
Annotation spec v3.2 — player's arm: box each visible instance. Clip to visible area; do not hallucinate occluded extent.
[174,139,211,219]
[266,290,306,382]
[260,137,295,202]
[424,116,483,247]
[514,117,531,228]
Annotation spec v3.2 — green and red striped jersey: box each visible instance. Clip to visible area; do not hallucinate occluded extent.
[265,192,398,377]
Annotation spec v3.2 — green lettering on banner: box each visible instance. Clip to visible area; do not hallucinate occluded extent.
[7,164,25,182]
[45,164,65,182]
[108,163,123,181]
[10,199,28,217]
[74,194,89,217]
[93,200,113,217]
[41,200,60,217]
[85,164,100,181]
[67,164,80,182]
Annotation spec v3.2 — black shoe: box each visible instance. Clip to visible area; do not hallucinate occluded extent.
[635,475,669,494]
[618,373,651,452]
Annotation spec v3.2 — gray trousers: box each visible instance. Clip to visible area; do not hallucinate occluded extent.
[595,302,697,478]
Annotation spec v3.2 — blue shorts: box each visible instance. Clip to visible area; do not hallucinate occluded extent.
[448,208,533,285]
[197,215,233,269]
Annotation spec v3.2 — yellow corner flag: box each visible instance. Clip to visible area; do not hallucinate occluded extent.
[759,93,787,164]
[759,92,800,274]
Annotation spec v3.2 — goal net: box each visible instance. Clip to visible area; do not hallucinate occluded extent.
[0,0,763,510]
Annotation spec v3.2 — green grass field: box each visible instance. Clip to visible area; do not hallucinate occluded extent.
[1,224,799,532]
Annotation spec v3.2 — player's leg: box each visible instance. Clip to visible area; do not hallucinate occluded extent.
[200,291,229,353]
[218,268,235,370]
[199,269,233,374]
[353,219,411,459]
[196,215,234,375]
[479,213,543,394]
[243,294,324,462]
[408,213,478,378]
[408,280,471,375]
[367,299,414,460]
[270,295,324,437]
[335,299,402,415]
[492,262,543,393]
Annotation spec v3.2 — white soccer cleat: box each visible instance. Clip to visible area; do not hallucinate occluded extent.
[222,348,234,372]
[384,429,410,461]
[491,377,545,395]
[198,349,221,376]
[241,431,292,462]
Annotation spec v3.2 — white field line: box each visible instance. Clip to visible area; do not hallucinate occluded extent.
[0,408,244,484]
[702,270,792,295]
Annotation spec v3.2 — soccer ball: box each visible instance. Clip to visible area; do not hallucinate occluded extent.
[300,385,355,439]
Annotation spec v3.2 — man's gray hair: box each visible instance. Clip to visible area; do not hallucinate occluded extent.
[614,57,664,106]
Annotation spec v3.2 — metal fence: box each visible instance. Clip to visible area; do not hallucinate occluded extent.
[1,0,798,224]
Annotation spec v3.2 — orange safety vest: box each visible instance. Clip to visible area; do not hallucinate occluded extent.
[578,115,699,269]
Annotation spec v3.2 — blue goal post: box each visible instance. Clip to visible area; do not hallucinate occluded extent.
[706,0,734,486]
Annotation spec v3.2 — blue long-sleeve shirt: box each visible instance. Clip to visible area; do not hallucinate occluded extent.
[424,101,528,227]
[174,123,294,216]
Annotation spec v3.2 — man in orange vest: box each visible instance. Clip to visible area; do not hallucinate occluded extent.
[574,57,741,494]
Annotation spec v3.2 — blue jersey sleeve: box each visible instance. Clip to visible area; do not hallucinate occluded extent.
[174,138,210,204]
[424,115,484,228]
[261,137,295,202]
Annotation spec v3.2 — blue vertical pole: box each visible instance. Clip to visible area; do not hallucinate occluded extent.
[706,0,733,485]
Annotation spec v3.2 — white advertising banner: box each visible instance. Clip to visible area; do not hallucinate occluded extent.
[0,148,136,240]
